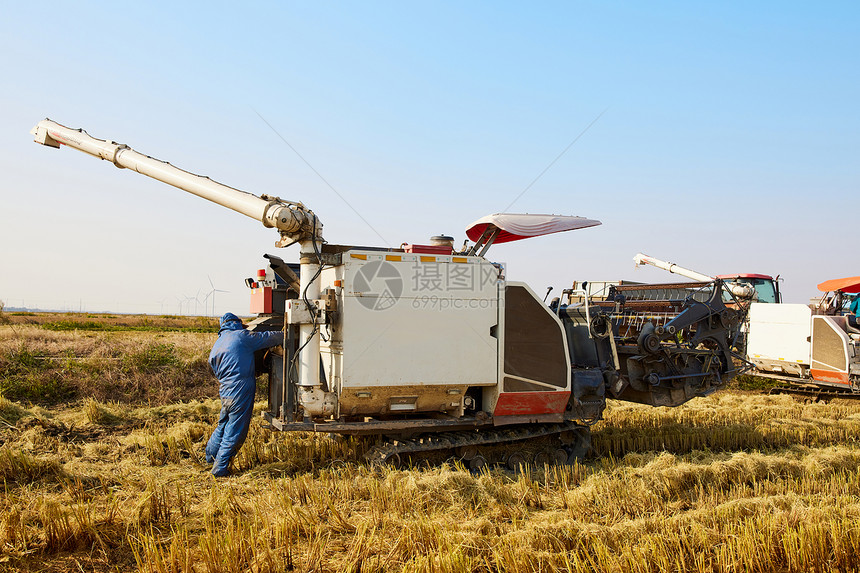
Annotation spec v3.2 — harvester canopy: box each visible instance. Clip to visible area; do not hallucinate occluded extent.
[817,276,860,294]
[466,213,601,244]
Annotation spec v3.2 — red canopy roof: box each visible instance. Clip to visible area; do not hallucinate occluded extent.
[715,273,774,281]
[817,276,860,294]
[466,213,601,244]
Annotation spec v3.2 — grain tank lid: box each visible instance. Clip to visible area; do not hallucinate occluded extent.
[817,276,860,294]
[465,213,601,245]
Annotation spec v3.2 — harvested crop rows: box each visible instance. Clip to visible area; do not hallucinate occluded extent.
[1,317,860,572]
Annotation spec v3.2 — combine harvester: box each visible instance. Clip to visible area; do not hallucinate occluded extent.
[749,276,860,400]
[31,119,744,468]
[633,253,860,399]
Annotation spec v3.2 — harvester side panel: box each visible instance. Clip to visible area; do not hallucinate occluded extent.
[329,251,499,417]
[746,303,811,377]
[810,316,851,386]
[493,283,571,417]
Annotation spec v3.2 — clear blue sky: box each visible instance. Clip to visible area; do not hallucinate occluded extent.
[1,2,857,314]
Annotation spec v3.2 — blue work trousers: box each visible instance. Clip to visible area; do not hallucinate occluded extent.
[205,391,254,477]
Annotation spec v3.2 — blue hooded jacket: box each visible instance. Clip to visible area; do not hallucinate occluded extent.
[209,313,283,399]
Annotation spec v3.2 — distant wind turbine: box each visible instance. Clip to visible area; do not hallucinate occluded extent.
[193,289,202,315]
[183,295,195,317]
[206,275,230,317]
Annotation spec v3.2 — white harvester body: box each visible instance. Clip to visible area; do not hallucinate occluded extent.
[322,250,500,417]
[31,117,750,466]
[747,302,859,389]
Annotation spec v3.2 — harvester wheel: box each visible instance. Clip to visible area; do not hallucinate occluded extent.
[505,452,529,471]
[469,455,488,472]
[456,445,478,461]
[637,323,662,355]
[506,451,527,471]
[533,450,552,466]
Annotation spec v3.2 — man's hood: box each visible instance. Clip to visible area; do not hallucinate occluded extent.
[219,312,245,334]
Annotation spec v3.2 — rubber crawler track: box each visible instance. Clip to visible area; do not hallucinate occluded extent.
[363,420,592,470]
[768,385,860,402]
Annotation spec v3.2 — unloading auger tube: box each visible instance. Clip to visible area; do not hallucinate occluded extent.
[31,119,330,416]
[633,252,755,299]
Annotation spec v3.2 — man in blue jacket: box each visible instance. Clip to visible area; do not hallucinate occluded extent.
[205,312,283,477]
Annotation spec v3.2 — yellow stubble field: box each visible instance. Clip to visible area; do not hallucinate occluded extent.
[1,314,860,572]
